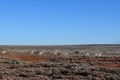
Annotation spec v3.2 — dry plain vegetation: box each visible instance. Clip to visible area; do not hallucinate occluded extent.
[0,45,120,80]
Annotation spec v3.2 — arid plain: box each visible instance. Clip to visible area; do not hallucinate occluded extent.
[0,45,120,80]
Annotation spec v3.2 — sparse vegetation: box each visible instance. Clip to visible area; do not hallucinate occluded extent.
[0,45,120,80]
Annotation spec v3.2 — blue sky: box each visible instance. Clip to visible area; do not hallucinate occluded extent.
[0,0,120,45]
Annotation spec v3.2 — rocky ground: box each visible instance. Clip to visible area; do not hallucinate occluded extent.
[0,52,120,80]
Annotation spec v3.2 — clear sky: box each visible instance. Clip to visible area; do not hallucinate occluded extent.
[0,0,120,45]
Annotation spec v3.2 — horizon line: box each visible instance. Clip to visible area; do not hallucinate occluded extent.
[0,44,120,46]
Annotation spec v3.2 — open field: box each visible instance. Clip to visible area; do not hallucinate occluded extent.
[0,45,120,80]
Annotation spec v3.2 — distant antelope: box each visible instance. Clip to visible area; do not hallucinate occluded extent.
[98,53,102,57]
[95,53,102,57]
[2,51,6,54]
[31,50,34,54]
[54,51,58,55]
[86,53,90,56]
[38,51,44,55]
[61,52,69,56]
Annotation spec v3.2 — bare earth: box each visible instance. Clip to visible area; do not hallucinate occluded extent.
[0,45,120,80]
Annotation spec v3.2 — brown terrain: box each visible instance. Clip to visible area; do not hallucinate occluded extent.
[0,44,120,80]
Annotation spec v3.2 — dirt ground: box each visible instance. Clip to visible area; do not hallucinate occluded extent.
[0,52,120,80]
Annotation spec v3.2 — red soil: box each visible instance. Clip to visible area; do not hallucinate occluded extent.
[0,53,52,63]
